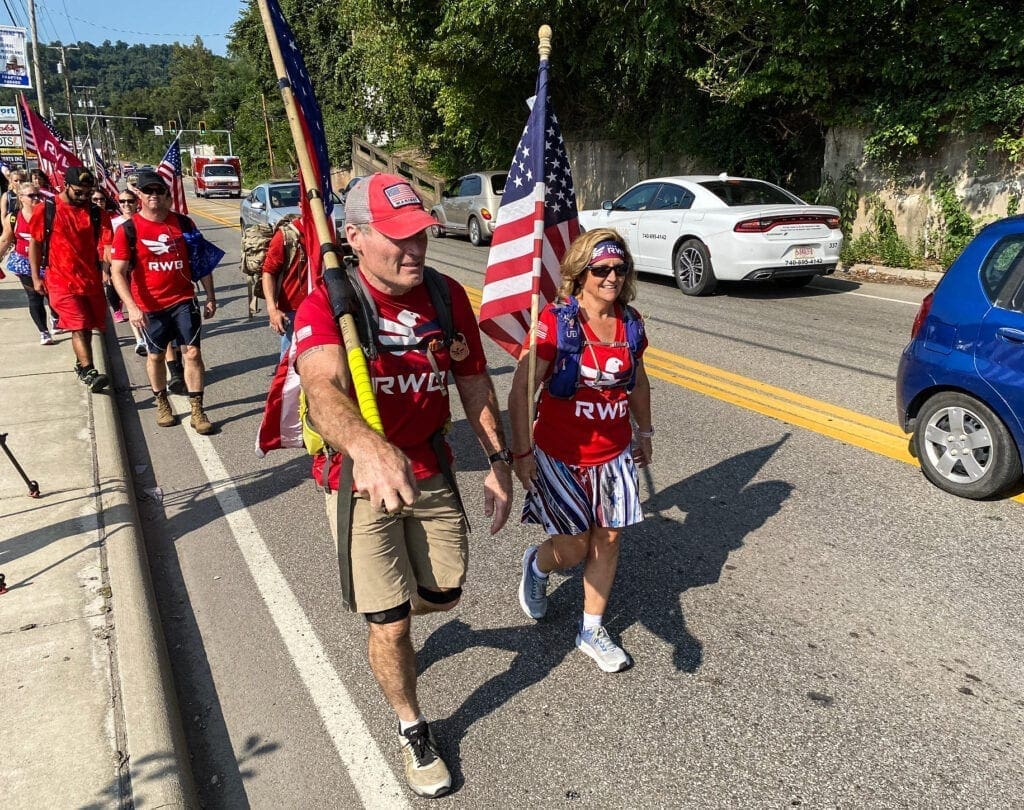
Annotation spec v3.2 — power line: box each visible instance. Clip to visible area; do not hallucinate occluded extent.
[4,0,24,27]
[58,0,75,42]
[60,11,228,41]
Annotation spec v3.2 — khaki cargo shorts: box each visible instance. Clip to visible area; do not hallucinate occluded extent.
[325,474,468,614]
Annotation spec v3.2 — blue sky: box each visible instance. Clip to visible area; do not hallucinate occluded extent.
[9,0,247,56]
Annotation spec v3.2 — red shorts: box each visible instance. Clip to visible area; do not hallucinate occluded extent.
[48,286,107,332]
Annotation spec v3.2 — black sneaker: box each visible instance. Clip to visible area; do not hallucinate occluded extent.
[79,366,109,393]
[398,721,451,798]
[167,360,185,395]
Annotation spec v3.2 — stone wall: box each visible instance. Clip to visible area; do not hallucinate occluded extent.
[822,127,1024,250]
[565,138,715,210]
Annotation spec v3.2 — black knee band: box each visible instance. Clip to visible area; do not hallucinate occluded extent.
[363,600,411,624]
[417,585,462,604]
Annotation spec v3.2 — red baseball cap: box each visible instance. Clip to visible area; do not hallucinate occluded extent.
[344,173,436,239]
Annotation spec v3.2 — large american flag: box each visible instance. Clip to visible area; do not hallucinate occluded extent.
[478,58,579,358]
[157,138,188,215]
[265,0,334,282]
[19,93,82,190]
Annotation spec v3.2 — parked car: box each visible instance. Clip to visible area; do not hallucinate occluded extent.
[578,174,843,296]
[240,180,346,234]
[897,215,1024,499]
[429,171,507,246]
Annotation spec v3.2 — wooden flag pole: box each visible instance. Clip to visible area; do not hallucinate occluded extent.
[255,0,383,433]
[526,24,553,431]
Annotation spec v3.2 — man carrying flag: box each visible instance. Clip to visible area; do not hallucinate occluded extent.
[156,139,188,215]
[19,94,82,191]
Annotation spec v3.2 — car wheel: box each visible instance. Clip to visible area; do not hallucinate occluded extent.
[469,216,485,247]
[430,212,445,238]
[776,274,814,289]
[674,239,717,296]
[912,392,1022,499]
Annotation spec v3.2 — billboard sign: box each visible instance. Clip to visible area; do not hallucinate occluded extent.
[0,27,30,89]
[0,104,18,121]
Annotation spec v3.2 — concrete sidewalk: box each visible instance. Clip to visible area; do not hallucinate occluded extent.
[0,281,195,808]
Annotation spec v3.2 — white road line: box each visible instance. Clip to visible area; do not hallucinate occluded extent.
[174,402,409,809]
[810,284,923,306]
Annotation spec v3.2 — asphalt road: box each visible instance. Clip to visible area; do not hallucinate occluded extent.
[108,194,1024,808]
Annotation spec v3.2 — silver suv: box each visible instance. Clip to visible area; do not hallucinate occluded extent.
[430,171,507,246]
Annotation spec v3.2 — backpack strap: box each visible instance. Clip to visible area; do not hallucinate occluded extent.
[120,216,137,268]
[39,199,56,270]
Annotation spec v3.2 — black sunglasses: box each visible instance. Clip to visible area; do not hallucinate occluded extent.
[140,185,167,195]
[118,198,136,204]
[585,262,631,279]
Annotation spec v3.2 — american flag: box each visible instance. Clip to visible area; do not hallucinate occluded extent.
[478,58,579,358]
[157,138,188,215]
[93,148,120,202]
[19,93,82,190]
[265,0,334,282]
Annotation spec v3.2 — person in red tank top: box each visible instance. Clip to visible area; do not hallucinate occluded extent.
[508,228,654,673]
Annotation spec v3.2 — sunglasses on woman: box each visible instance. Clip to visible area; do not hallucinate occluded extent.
[584,262,630,279]
[118,198,136,205]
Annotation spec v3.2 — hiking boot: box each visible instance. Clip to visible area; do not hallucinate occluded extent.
[398,721,451,798]
[189,396,214,435]
[575,623,632,673]
[40,331,54,345]
[167,360,185,395]
[154,391,176,427]
[518,545,549,620]
[76,364,109,393]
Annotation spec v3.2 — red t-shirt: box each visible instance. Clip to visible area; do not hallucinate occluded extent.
[110,213,195,312]
[14,210,31,257]
[526,302,648,466]
[28,198,112,295]
[262,223,312,313]
[293,271,487,489]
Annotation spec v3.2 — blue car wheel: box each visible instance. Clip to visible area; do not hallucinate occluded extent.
[912,391,1023,499]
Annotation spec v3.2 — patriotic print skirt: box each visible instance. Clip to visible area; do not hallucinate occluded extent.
[522,444,643,536]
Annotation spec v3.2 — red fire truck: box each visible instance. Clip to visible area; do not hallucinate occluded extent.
[193,155,242,199]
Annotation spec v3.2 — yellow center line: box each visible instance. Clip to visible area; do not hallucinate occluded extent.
[187,228,1017,501]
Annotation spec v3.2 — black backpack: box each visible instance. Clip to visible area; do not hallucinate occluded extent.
[40,199,103,270]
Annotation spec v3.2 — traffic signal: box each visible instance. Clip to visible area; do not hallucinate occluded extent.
[198,120,207,135]
[168,120,177,134]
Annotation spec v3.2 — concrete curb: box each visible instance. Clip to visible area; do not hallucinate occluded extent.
[840,262,945,285]
[93,340,197,807]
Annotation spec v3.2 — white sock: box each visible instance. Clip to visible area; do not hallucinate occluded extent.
[399,715,426,734]
[531,555,548,579]
[582,612,602,630]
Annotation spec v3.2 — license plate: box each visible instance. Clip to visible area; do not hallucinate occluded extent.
[793,246,814,258]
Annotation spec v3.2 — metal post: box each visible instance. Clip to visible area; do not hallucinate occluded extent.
[27,0,45,112]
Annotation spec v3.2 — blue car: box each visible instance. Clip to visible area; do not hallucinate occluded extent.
[897,215,1024,499]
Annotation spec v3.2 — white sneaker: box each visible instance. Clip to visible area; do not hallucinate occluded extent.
[40,331,54,345]
[399,720,451,798]
[576,623,633,673]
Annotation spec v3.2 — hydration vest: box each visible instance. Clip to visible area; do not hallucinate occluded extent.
[546,296,645,399]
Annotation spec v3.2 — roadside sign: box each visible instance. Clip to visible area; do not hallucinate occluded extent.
[0,26,30,89]
[0,104,17,121]
[0,146,24,155]
[0,134,22,147]
[154,125,164,136]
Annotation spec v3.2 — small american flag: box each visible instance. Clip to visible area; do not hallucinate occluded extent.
[479,57,579,358]
[93,149,120,201]
[157,138,188,215]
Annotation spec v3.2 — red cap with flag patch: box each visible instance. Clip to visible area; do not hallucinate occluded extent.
[345,172,436,240]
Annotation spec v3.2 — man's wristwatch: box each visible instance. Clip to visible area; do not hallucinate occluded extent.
[487,448,513,465]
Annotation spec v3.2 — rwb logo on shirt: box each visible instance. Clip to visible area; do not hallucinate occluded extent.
[383,183,421,210]
[141,235,174,256]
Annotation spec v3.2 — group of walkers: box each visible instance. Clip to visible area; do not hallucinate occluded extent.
[0,165,215,432]
[1,165,655,800]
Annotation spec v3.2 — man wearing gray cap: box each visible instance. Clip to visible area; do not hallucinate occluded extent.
[292,173,513,798]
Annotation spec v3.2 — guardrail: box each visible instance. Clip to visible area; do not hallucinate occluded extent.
[351,136,446,208]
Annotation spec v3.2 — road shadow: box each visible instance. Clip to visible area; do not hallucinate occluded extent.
[638,271,858,299]
[419,434,793,788]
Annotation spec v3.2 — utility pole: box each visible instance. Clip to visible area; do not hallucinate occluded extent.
[50,45,80,151]
[261,92,277,176]
[27,0,45,111]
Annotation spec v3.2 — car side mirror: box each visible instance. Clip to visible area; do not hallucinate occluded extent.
[252,201,265,210]
[602,200,613,211]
